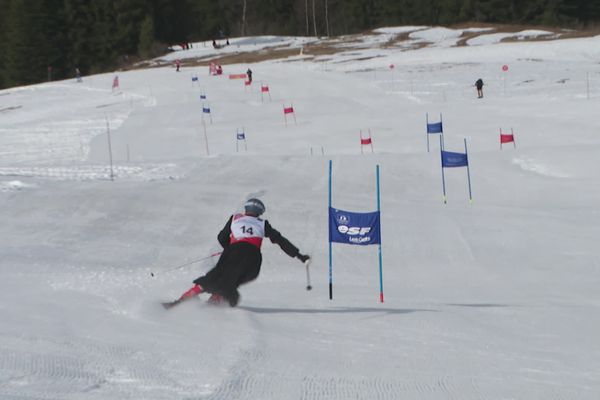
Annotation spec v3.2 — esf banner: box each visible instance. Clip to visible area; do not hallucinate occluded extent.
[329,207,381,245]
[441,150,468,168]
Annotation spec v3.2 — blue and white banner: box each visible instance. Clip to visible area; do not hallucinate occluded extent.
[441,150,468,168]
[329,207,381,245]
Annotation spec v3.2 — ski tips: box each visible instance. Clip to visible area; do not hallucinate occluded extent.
[161,300,180,310]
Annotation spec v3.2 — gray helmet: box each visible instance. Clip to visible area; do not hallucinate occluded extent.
[244,198,265,216]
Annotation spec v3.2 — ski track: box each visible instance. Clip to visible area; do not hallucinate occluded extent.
[198,366,493,400]
[0,163,184,182]
[0,113,130,166]
[0,326,212,399]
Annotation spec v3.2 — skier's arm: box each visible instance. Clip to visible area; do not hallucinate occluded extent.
[217,216,233,248]
[264,220,309,262]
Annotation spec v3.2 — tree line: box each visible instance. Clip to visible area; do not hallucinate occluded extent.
[1,0,599,89]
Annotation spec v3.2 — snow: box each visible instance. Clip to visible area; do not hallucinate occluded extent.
[160,36,315,63]
[1,25,600,399]
[467,29,556,46]
[409,27,465,47]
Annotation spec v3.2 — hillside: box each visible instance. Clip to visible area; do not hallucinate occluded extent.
[1,27,600,399]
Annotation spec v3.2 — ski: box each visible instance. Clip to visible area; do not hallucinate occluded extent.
[161,299,182,309]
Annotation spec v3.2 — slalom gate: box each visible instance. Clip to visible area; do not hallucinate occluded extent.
[328,160,384,302]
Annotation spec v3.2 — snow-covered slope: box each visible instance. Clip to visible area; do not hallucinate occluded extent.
[1,29,600,399]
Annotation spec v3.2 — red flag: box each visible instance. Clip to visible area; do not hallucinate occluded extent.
[229,73,247,80]
[500,134,514,143]
[112,75,119,89]
[261,85,269,92]
[361,137,372,145]
[283,106,294,114]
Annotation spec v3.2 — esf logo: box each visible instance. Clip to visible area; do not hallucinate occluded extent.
[336,214,349,225]
[337,225,371,236]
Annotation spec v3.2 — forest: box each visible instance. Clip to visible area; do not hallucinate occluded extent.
[1,0,599,89]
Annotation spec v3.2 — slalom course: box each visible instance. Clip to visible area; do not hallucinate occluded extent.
[2,27,600,400]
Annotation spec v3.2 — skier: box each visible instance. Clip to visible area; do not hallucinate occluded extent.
[164,198,311,308]
[175,59,181,72]
[246,68,253,83]
[475,78,484,98]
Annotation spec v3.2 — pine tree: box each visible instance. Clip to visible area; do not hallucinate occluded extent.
[4,0,41,86]
[64,0,96,75]
[113,0,150,56]
[138,14,156,58]
[0,0,8,88]
[88,2,120,72]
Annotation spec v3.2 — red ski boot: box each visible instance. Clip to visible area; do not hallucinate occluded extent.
[162,284,203,309]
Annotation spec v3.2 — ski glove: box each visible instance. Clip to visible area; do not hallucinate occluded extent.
[297,253,310,263]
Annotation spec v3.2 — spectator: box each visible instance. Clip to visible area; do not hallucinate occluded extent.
[475,78,484,98]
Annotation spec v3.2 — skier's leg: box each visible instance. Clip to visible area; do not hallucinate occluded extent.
[162,284,203,309]
[221,251,261,307]
[193,249,230,294]
[178,284,203,300]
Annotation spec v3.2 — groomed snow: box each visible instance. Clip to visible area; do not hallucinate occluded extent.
[1,26,600,399]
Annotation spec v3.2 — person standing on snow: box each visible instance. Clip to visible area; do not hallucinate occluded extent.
[246,68,253,83]
[164,198,311,308]
[475,78,484,98]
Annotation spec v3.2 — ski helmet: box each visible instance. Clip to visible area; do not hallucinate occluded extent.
[244,198,266,216]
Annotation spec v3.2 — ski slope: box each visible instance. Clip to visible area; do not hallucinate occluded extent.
[1,27,600,399]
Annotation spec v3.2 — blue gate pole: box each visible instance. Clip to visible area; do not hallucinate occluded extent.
[376,165,384,303]
[328,160,333,300]
[439,135,447,204]
[426,113,430,153]
[464,138,473,204]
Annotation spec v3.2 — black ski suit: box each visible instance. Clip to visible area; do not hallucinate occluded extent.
[475,79,484,98]
[193,214,301,306]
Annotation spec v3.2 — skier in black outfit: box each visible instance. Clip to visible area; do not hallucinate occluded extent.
[165,198,310,308]
[475,78,484,98]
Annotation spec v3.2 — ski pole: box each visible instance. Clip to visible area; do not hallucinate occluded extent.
[305,259,312,291]
[150,252,222,277]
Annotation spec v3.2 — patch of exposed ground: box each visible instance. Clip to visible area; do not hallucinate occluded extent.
[131,24,600,71]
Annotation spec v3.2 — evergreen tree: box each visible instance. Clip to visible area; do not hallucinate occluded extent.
[0,0,8,88]
[64,0,97,75]
[4,0,42,86]
[138,14,156,57]
[88,2,120,72]
[113,0,150,56]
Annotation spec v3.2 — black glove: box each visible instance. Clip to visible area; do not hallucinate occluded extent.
[297,253,310,263]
